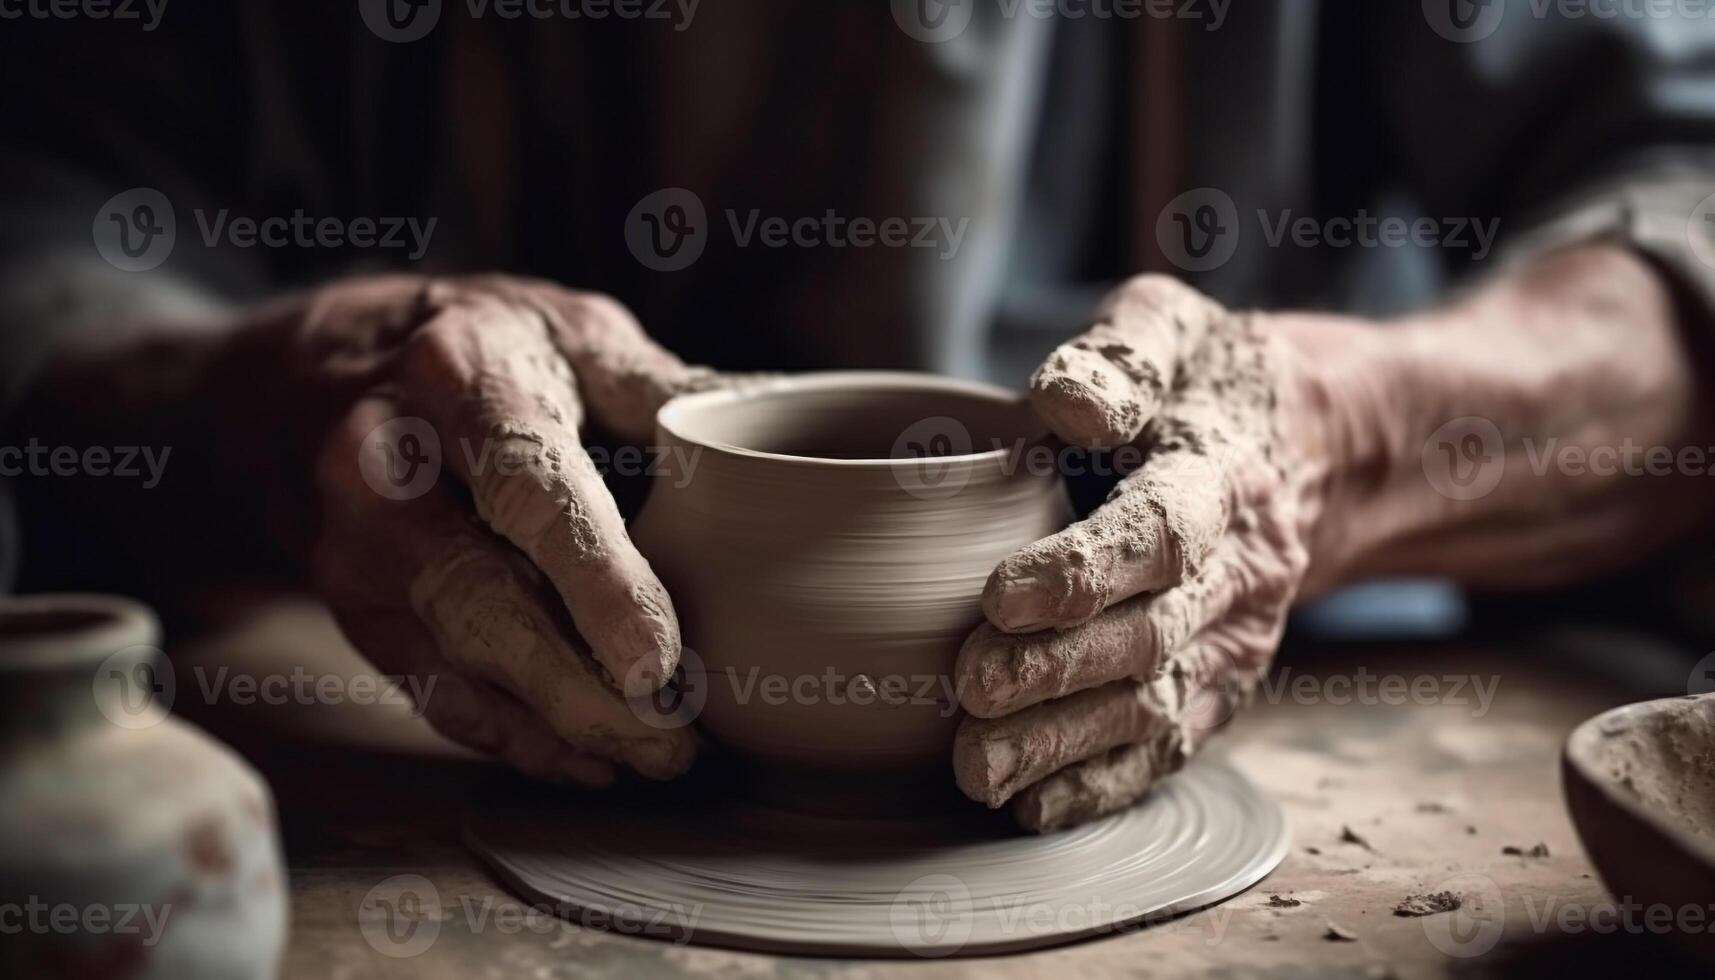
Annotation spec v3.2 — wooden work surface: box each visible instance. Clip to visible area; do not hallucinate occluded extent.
[168,598,1705,979]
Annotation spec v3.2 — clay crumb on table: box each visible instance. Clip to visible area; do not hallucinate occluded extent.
[1323,922,1359,942]
[1393,891,1462,917]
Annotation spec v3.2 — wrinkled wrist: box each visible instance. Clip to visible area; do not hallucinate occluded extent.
[1302,244,1703,591]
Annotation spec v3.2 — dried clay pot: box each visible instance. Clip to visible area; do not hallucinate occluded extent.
[0,594,287,979]
[632,373,1070,804]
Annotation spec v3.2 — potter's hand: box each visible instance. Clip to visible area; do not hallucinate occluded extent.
[954,247,1710,831]
[301,276,715,785]
[951,276,1316,830]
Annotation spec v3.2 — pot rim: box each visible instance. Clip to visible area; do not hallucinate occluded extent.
[656,371,1049,468]
[0,593,160,672]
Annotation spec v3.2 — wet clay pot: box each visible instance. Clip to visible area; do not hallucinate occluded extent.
[0,595,287,979]
[632,373,1070,799]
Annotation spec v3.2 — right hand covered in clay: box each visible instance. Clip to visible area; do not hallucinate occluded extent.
[952,250,1712,831]
[951,276,1322,831]
[282,276,721,786]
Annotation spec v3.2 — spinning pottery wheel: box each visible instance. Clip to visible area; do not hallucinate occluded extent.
[463,374,1288,956]
[465,759,1289,957]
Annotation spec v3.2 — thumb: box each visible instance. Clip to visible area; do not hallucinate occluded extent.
[1029,275,1223,447]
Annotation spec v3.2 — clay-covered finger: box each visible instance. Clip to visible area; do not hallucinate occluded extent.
[1028,276,1223,447]
[982,449,1229,633]
[1011,738,1186,833]
[408,520,695,779]
[397,289,679,695]
[959,555,1242,718]
[331,607,619,787]
[953,681,1175,808]
[316,398,694,779]
[422,671,622,787]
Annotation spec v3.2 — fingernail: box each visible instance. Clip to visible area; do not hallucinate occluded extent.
[625,732,695,780]
[981,737,1023,805]
[987,573,1054,633]
[619,622,676,697]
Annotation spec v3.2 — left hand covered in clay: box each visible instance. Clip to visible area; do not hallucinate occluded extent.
[951,276,1324,831]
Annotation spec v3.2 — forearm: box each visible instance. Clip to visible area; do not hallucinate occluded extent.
[1300,244,1712,594]
[7,306,326,595]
